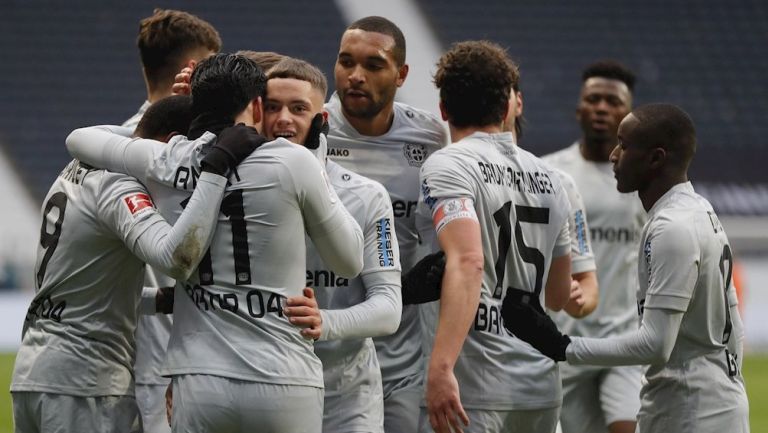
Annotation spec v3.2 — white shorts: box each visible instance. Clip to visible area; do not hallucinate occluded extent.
[136,383,171,433]
[12,391,141,433]
[171,374,323,433]
[637,351,749,433]
[383,373,423,433]
[418,406,560,433]
[558,364,642,433]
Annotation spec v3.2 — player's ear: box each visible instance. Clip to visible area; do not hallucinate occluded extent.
[514,91,524,117]
[251,97,263,124]
[648,147,666,170]
[396,63,409,87]
[439,101,449,122]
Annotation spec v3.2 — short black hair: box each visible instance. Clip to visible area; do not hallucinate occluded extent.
[135,95,193,140]
[190,53,267,119]
[632,103,696,166]
[435,40,518,128]
[347,16,406,66]
[582,60,636,92]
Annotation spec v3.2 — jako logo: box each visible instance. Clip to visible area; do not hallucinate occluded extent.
[327,148,350,157]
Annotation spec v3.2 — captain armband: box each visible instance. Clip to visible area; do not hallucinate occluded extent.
[432,197,477,234]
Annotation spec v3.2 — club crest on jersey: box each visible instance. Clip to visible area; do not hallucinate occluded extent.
[123,193,154,216]
[403,143,427,167]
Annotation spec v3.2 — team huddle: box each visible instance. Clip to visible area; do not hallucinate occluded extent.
[9,8,749,433]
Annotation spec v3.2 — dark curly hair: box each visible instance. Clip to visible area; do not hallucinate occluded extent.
[434,40,519,128]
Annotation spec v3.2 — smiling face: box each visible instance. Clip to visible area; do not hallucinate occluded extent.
[334,29,406,120]
[263,77,325,145]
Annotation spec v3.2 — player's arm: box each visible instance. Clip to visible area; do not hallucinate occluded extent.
[544,217,572,311]
[66,125,162,184]
[728,285,745,370]
[296,153,364,278]
[427,199,481,432]
[99,172,226,280]
[319,190,402,341]
[566,219,697,365]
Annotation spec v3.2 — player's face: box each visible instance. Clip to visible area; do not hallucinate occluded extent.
[611,113,650,193]
[263,78,325,145]
[577,77,632,142]
[334,29,406,119]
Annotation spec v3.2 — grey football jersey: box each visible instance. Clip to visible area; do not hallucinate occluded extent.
[419,131,570,410]
[544,143,646,337]
[309,160,401,397]
[66,129,364,388]
[11,160,223,396]
[325,93,447,382]
[554,168,596,274]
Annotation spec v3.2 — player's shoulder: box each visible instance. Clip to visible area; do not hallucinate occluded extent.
[328,160,386,194]
[541,142,579,165]
[393,102,444,133]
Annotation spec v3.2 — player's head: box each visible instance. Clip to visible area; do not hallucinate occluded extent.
[134,95,193,142]
[235,50,287,73]
[189,53,267,128]
[577,60,635,144]
[611,103,696,193]
[137,9,221,96]
[501,61,524,139]
[264,58,328,146]
[334,16,408,120]
[434,40,517,129]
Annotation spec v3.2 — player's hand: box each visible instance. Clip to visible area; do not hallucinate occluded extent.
[201,123,267,176]
[426,366,470,433]
[402,251,446,305]
[304,112,329,150]
[155,286,175,314]
[285,287,322,340]
[172,66,193,96]
[165,383,173,427]
[501,287,571,361]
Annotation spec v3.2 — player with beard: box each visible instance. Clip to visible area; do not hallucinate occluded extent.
[325,16,448,433]
[542,61,646,433]
[502,103,749,433]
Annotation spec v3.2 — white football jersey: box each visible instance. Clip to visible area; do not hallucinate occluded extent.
[419,131,570,410]
[325,93,447,382]
[66,127,364,388]
[544,143,646,337]
[308,160,400,418]
[636,182,747,428]
[11,160,223,396]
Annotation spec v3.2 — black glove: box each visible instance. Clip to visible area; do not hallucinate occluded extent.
[201,124,267,176]
[501,287,571,361]
[155,286,175,314]
[401,251,446,305]
[304,113,329,150]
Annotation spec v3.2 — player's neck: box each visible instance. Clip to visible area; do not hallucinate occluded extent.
[639,173,689,212]
[343,105,395,137]
[579,138,616,162]
[146,87,174,104]
[450,124,503,143]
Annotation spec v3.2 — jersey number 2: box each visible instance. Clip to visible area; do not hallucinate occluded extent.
[719,244,738,376]
[492,202,549,299]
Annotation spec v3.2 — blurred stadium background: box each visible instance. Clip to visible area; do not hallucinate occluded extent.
[0,0,766,430]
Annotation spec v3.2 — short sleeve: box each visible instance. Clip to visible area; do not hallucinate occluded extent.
[557,170,596,273]
[419,151,474,215]
[643,219,700,312]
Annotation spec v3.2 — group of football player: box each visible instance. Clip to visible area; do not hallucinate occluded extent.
[9,8,749,433]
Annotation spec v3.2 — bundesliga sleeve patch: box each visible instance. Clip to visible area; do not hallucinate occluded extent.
[432,197,477,233]
[122,193,155,216]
